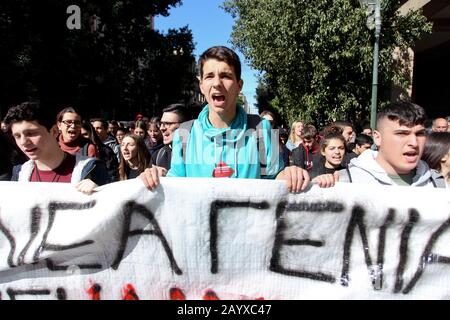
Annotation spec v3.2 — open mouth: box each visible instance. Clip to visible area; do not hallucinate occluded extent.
[67,130,78,138]
[163,132,172,143]
[122,152,131,159]
[24,147,38,155]
[331,155,342,162]
[403,151,418,162]
[212,94,226,106]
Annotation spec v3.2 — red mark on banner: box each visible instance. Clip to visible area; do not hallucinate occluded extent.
[212,161,234,178]
[170,288,186,300]
[87,283,101,300]
[122,284,140,300]
[203,290,220,300]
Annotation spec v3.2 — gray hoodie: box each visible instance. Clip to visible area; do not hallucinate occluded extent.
[338,150,446,188]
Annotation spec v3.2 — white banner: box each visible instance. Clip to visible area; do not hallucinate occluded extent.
[0,179,449,300]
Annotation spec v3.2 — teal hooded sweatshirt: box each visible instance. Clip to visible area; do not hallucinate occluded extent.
[167,105,284,179]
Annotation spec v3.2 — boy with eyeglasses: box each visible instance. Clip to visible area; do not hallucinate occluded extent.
[151,103,191,171]
[4,101,110,194]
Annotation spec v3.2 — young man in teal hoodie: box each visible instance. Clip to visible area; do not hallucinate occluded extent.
[141,46,334,192]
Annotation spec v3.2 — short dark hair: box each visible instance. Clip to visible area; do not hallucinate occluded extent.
[377,102,427,129]
[421,132,450,171]
[260,110,277,128]
[198,46,242,81]
[4,101,54,131]
[116,127,129,135]
[361,122,372,131]
[91,118,108,130]
[0,130,19,175]
[332,120,353,130]
[322,125,343,136]
[301,125,317,140]
[163,103,191,123]
[355,133,373,146]
[260,110,275,118]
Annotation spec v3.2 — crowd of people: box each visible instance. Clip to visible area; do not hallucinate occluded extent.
[0,46,449,194]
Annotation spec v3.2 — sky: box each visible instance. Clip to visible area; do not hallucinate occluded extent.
[154,0,259,111]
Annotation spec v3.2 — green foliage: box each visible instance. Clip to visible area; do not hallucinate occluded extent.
[223,0,432,127]
[237,94,246,106]
[0,0,196,120]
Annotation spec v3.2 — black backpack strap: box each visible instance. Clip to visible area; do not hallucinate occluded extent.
[155,148,163,166]
[81,143,89,157]
[179,120,195,163]
[431,177,437,188]
[430,174,446,188]
[346,167,353,183]
[11,164,22,181]
[338,167,353,183]
[247,114,267,175]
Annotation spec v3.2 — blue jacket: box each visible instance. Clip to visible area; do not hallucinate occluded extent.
[11,153,110,186]
[167,105,284,179]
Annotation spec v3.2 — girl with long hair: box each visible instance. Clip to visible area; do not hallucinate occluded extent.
[286,121,304,151]
[119,134,152,180]
[422,132,450,188]
[134,120,153,152]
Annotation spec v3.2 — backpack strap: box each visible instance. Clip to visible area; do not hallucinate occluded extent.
[338,167,353,183]
[431,178,437,188]
[179,120,195,163]
[155,147,165,167]
[11,164,22,181]
[346,167,353,183]
[430,174,446,188]
[81,143,89,157]
[246,114,267,175]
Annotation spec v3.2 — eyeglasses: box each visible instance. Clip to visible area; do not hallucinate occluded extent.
[160,121,180,127]
[61,120,82,127]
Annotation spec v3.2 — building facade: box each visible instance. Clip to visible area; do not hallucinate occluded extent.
[400,0,450,118]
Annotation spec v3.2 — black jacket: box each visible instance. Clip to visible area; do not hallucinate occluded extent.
[292,144,314,170]
[151,145,172,171]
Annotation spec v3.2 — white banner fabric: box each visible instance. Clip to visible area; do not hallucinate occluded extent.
[0,179,449,300]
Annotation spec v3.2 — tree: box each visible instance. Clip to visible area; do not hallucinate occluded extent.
[254,78,288,127]
[0,0,197,120]
[255,78,271,113]
[223,0,432,127]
